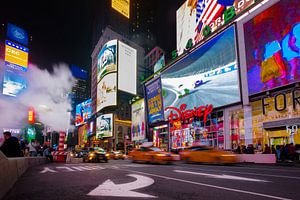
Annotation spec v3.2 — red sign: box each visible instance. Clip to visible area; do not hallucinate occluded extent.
[165,104,213,123]
[28,107,35,124]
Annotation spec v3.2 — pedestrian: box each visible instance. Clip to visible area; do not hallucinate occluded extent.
[271,145,276,154]
[276,145,281,162]
[43,145,53,162]
[288,143,296,161]
[236,145,241,154]
[28,139,37,157]
[263,144,271,154]
[0,131,22,157]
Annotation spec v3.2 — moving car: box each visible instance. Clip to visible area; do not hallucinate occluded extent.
[110,151,125,160]
[84,147,110,163]
[129,146,175,164]
[180,145,237,164]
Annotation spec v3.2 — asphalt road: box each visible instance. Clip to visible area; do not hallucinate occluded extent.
[3,160,300,200]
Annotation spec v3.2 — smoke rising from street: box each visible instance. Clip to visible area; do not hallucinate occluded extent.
[0,60,75,132]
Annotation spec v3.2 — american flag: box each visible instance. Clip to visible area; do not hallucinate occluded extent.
[196,0,229,25]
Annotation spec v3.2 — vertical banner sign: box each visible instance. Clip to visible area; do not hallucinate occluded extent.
[7,23,29,46]
[131,98,146,141]
[28,107,35,124]
[145,77,165,124]
[5,40,29,72]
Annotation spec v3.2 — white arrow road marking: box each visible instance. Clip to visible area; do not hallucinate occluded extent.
[40,167,57,173]
[56,166,75,172]
[122,170,291,200]
[88,174,157,198]
[174,170,268,182]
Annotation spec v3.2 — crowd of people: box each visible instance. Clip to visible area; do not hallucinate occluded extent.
[234,143,300,162]
[0,131,53,162]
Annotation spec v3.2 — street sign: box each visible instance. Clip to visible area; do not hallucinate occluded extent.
[88,174,156,198]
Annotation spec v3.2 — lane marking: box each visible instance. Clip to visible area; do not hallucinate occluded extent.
[88,174,156,198]
[121,169,291,200]
[175,166,300,180]
[40,167,57,173]
[174,170,268,182]
[56,167,75,172]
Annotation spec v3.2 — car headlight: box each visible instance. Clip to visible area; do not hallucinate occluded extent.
[90,153,95,157]
[105,153,110,157]
[221,154,235,157]
[156,154,166,157]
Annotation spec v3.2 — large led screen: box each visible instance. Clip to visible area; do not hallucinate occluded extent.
[2,70,27,97]
[5,40,29,72]
[7,23,28,46]
[162,25,239,111]
[145,77,165,124]
[97,40,117,83]
[97,72,117,112]
[131,98,145,141]
[96,113,113,138]
[118,41,137,94]
[244,0,300,95]
[177,0,255,55]
[75,99,92,127]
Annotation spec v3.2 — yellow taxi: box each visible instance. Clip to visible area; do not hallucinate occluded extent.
[180,145,237,164]
[129,146,175,164]
[110,151,126,160]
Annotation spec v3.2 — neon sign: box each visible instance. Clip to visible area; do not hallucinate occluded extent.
[165,104,213,123]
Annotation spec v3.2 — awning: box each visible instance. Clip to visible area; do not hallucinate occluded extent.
[263,118,300,129]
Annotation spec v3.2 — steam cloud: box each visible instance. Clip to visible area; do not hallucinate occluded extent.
[0,60,75,132]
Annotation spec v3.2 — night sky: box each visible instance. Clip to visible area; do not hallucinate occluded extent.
[1,0,184,73]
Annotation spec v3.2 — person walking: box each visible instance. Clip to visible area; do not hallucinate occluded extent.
[0,131,22,157]
[28,139,37,157]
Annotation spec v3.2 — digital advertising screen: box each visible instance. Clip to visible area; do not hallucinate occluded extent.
[153,55,165,73]
[162,25,240,111]
[97,40,117,83]
[145,77,165,124]
[96,113,113,138]
[112,0,130,19]
[7,23,29,46]
[5,40,29,72]
[244,0,300,95]
[97,72,117,112]
[131,98,146,141]
[176,0,255,55]
[75,99,92,127]
[118,41,137,95]
[2,70,27,97]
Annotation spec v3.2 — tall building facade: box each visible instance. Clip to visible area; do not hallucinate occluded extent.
[70,65,89,123]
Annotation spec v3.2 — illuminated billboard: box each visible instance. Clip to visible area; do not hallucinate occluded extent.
[118,41,137,94]
[75,99,92,126]
[5,40,29,72]
[131,98,145,141]
[176,0,255,55]
[7,23,28,46]
[162,25,239,111]
[244,0,300,95]
[97,40,117,83]
[2,70,27,97]
[96,113,113,138]
[145,77,165,124]
[97,73,117,112]
[112,0,130,19]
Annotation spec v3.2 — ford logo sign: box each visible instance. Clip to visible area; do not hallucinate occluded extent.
[12,28,25,40]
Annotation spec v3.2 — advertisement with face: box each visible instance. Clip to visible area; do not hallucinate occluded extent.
[145,77,165,124]
[2,70,27,97]
[177,0,255,55]
[97,72,117,112]
[75,99,92,126]
[118,41,137,94]
[96,113,113,138]
[97,40,117,83]
[162,25,240,111]
[131,98,145,141]
[244,0,300,95]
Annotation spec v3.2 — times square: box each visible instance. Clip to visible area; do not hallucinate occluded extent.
[1,0,300,199]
